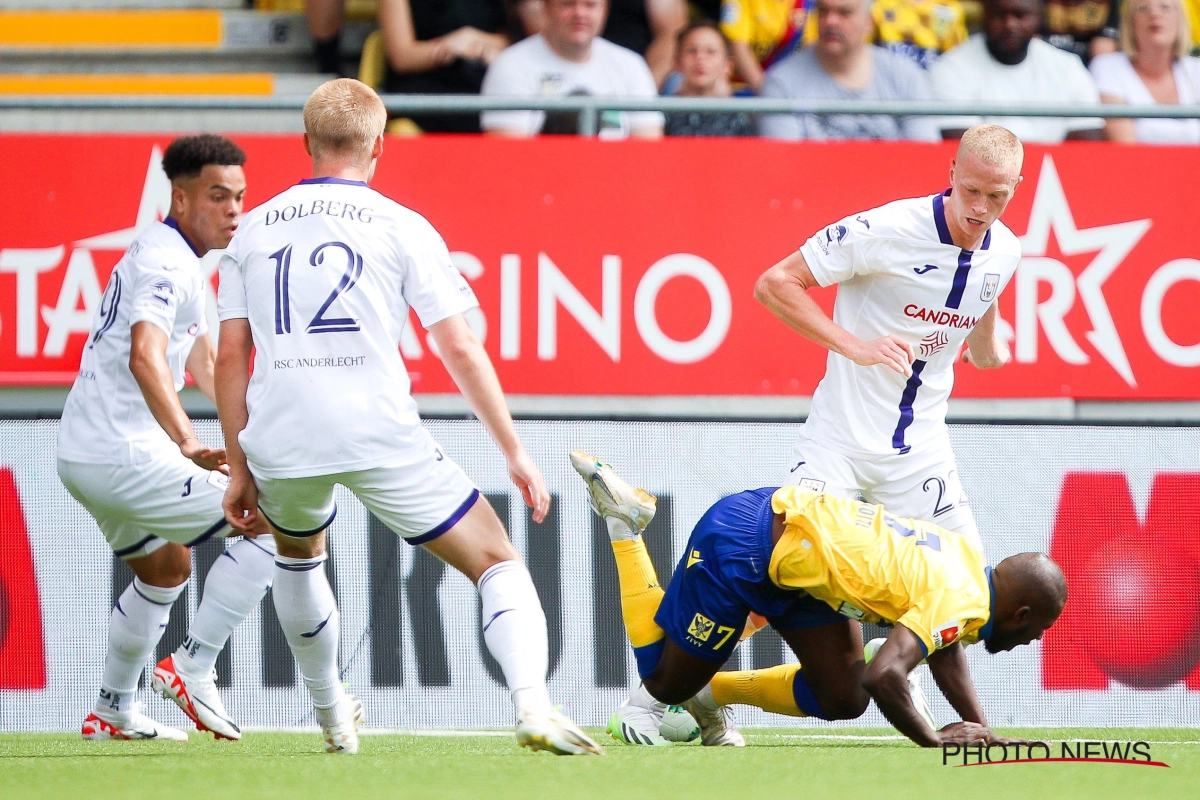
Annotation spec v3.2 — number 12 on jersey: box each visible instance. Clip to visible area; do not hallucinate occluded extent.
[271,241,364,335]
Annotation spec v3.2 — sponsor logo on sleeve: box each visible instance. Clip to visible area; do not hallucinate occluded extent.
[933,620,961,649]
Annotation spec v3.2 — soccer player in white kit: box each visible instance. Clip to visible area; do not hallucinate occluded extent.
[57,135,276,742]
[756,124,1023,547]
[214,79,602,756]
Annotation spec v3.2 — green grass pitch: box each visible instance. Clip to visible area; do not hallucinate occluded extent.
[2,729,1197,800]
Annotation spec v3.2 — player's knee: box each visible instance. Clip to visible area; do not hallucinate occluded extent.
[818,688,870,721]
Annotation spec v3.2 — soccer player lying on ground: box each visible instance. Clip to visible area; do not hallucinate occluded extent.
[215,79,601,756]
[570,452,1066,747]
[58,135,274,742]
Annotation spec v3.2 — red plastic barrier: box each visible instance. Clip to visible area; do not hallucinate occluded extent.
[0,468,46,689]
[1,135,1198,398]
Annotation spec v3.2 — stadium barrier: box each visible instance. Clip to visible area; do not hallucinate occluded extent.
[3,135,1199,398]
[3,96,1200,136]
[2,417,1199,732]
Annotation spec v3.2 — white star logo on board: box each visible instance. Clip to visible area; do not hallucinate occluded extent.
[0,147,223,358]
[1016,155,1151,387]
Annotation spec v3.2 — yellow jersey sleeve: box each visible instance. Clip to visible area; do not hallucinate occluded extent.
[896,588,989,656]
[719,0,755,45]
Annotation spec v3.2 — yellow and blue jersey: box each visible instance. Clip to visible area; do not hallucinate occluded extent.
[872,0,968,70]
[768,487,993,655]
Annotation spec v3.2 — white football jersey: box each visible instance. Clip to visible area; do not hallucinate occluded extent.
[799,190,1021,456]
[217,178,478,480]
[58,220,209,464]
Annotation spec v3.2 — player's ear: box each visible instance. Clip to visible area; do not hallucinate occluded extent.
[372,133,384,160]
[170,182,187,217]
[1014,605,1031,625]
[302,132,313,158]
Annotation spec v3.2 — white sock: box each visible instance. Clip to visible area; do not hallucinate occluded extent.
[271,553,344,710]
[478,560,552,715]
[605,517,637,542]
[97,577,186,715]
[630,681,667,722]
[178,536,276,674]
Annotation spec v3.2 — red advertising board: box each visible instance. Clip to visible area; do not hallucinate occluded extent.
[1,134,1197,398]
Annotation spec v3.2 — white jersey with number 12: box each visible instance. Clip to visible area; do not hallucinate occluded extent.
[217,177,478,480]
[799,190,1021,457]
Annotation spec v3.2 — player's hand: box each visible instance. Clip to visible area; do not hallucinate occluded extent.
[937,721,993,746]
[180,437,228,474]
[846,335,915,377]
[223,469,261,533]
[508,448,551,524]
[961,340,1011,369]
[438,27,506,64]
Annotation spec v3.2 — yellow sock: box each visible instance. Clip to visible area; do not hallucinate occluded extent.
[709,665,806,717]
[611,539,665,648]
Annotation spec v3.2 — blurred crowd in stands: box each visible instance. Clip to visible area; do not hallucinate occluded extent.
[305,0,1200,142]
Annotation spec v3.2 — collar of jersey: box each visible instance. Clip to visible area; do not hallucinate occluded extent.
[977,565,996,643]
[933,188,992,252]
[299,177,369,187]
[162,217,202,257]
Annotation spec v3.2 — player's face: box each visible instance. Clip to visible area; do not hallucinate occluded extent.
[678,29,730,94]
[947,152,1021,237]
[985,607,1060,653]
[174,164,247,252]
[816,0,870,59]
[546,0,606,49]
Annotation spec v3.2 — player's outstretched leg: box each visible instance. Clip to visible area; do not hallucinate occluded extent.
[423,496,602,756]
[83,544,190,742]
[153,535,277,740]
[268,532,359,754]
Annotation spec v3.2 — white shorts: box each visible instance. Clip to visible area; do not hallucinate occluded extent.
[785,429,981,551]
[58,453,231,561]
[253,442,478,544]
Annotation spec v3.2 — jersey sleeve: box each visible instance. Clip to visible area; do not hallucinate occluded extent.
[400,219,479,329]
[127,254,188,335]
[216,240,248,321]
[897,589,983,656]
[798,216,869,286]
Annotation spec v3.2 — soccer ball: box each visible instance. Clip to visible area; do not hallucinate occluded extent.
[659,706,700,743]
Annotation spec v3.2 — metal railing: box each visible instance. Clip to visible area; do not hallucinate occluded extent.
[4,94,1198,136]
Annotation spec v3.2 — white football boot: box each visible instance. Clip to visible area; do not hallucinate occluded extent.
[316,694,363,755]
[516,707,605,755]
[864,637,937,731]
[82,703,188,742]
[569,451,657,538]
[152,654,241,741]
[606,683,671,746]
[683,685,746,747]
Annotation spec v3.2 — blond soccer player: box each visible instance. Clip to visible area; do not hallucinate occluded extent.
[214,79,601,756]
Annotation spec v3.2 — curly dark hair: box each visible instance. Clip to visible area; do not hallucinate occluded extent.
[161,134,246,181]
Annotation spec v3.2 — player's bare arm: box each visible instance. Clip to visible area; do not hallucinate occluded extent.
[213,317,259,532]
[428,314,551,523]
[862,624,991,747]
[185,331,219,402]
[754,250,915,377]
[129,320,226,472]
[962,302,1011,369]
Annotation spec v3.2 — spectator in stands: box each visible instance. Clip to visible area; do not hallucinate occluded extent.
[378,0,516,133]
[872,0,970,69]
[665,21,755,135]
[603,0,689,87]
[1091,0,1200,143]
[758,0,940,140]
[719,0,816,93]
[929,0,1105,141]
[1041,0,1119,64]
[309,0,347,75]
[481,0,664,137]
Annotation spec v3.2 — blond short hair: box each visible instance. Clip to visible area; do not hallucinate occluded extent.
[957,124,1024,171]
[303,78,387,164]
[1121,0,1192,61]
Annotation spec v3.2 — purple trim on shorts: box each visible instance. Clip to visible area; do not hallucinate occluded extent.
[260,505,338,537]
[112,534,158,558]
[405,488,480,547]
[185,517,231,547]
